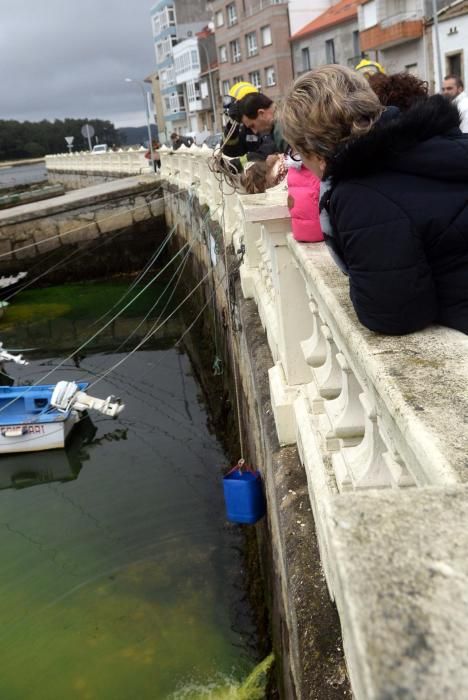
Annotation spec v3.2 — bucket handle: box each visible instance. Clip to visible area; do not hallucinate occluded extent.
[225,458,256,476]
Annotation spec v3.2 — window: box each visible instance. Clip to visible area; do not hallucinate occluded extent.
[261,25,272,46]
[230,39,241,63]
[187,80,201,109]
[169,91,185,113]
[232,75,243,83]
[152,15,161,36]
[160,6,175,29]
[405,62,418,75]
[301,47,310,72]
[248,70,261,88]
[325,39,336,64]
[222,79,231,95]
[191,49,199,67]
[265,66,276,86]
[219,45,228,63]
[447,52,462,78]
[167,7,176,25]
[227,3,237,26]
[352,30,360,57]
[215,10,224,27]
[246,32,258,57]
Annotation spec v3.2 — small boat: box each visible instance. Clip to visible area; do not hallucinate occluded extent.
[0,271,27,300]
[0,380,124,454]
[0,414,97,491]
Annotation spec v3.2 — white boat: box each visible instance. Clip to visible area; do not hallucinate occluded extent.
[0,380,124,454]
[0,414,97,490]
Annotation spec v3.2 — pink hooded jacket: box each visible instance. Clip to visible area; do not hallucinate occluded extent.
[287,166,323,243]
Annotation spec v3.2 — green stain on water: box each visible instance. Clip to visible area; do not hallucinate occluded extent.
[0,280,170,329]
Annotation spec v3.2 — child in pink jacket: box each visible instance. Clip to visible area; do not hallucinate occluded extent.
[241,155,323,243]
[286,162,323,242]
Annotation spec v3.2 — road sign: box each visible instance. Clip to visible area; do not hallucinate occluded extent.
[81,124,95,138]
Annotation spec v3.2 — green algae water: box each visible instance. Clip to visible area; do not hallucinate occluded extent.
[0,281,267,700]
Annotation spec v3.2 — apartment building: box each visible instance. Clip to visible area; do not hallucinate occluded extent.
[290,0,360,76]
[173,29,221,134]
[210,0,294,101]
[357,0,426,75]
[150,0,211,137]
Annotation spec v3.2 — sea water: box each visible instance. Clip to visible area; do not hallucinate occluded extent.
[0,281,268,700]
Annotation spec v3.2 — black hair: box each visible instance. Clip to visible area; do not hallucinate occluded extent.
[239,93,273,119]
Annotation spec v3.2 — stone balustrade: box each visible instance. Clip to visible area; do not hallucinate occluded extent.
[46,148,153,176]
[159,145,468,699]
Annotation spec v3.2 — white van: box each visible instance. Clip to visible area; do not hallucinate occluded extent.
[91,144,108,154]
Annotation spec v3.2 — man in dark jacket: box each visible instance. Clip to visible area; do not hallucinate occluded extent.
[223,93,289,170]
[170,133,193,150]
[280,65,468,336]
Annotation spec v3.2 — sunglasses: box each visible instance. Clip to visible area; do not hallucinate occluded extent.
[287,148,302,162]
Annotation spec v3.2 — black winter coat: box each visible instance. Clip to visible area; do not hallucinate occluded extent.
[324,95,468,335]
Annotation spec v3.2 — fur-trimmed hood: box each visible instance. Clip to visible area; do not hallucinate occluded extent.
[325,95,468,183]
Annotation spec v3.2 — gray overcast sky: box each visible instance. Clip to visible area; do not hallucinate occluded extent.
[1,0,156,127]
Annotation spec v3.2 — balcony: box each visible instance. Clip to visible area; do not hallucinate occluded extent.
[360,18,423,50]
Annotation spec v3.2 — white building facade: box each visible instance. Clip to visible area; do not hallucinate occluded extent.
[431,0,468,91]
[150,0,210,137]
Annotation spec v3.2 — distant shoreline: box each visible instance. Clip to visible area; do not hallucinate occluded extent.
[0,158,46,169]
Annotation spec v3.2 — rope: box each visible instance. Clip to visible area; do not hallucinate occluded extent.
[207,121,244,193]
[85,269,212,391]
[0,243,189,417]
[112,236,194,354]
[3,222,139,303]
[218,172,246,460]
[90,222,177,327]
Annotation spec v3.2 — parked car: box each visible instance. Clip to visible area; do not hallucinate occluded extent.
[91,144,108,154]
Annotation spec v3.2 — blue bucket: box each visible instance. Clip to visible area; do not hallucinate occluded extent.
[223,464,266,524]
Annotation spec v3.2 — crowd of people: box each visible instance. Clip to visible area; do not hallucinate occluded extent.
[166,67,468,337]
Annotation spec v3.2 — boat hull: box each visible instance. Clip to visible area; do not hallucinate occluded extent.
[0,412,80,454]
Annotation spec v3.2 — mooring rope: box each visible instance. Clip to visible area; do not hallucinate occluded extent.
[0,243,190,417]
[112,235,194,354]
[90,221,177,328]
[219,185,246,460]
[3,222,139,303]
[85,268,211,391]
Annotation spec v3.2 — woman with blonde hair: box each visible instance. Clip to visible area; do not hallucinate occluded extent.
[279,65,468,336]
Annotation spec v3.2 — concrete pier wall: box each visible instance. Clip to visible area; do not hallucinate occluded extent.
[0,176,165,279]
[159,145,468,700]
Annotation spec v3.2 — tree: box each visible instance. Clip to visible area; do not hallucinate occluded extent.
[0,118,122,161]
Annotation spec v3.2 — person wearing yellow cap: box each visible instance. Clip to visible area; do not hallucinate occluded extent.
[221,81,265,166]
[229,81,259,101]
[222,81,289,170]
[355,57,386,78]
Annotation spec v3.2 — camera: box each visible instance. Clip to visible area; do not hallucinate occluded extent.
[223,97,242,123]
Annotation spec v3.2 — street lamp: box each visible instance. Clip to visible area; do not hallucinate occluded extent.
[198,43,219,135]
[124,77,155,165]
